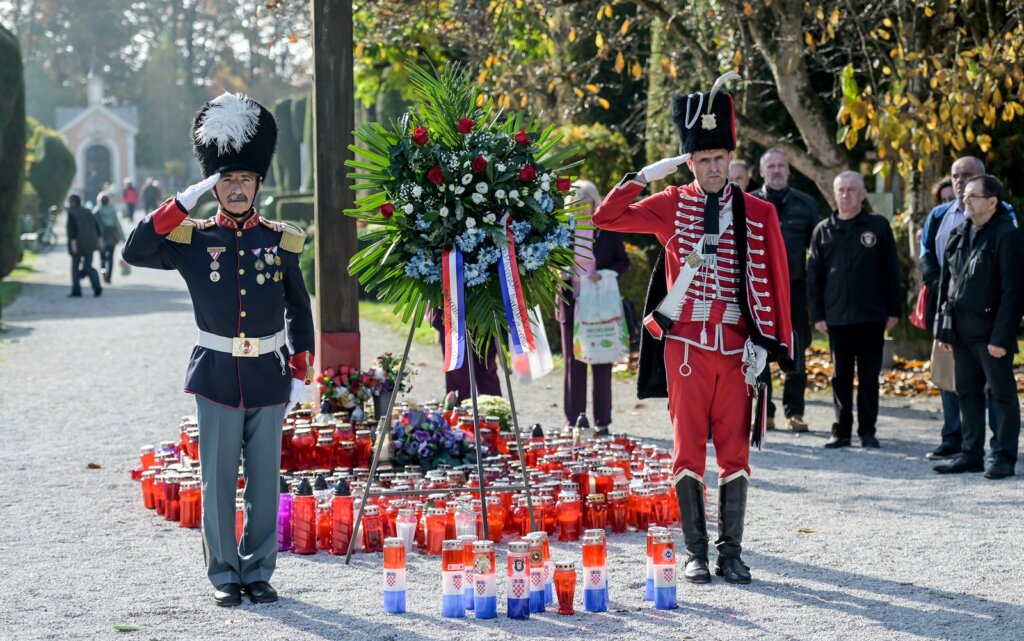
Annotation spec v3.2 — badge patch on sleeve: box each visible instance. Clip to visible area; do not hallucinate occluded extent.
[860,231,877,248]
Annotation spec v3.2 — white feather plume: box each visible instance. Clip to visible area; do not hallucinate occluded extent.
[706,71,742,114]
[195,92,260,154]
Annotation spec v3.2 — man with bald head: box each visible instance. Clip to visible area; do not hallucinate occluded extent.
[807,171,902,448]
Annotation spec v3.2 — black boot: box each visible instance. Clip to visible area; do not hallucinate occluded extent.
[674,475,711,584]
[715,476,752,584]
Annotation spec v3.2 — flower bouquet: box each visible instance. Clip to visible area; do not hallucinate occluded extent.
[390,405,487,471]
[345,63,581,364]
[316,365,372,411]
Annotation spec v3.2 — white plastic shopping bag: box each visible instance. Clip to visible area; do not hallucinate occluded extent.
[573,271,629,364]
[510,306,555,384]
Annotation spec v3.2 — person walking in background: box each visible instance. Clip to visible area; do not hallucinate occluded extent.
[93,195,124,284]
[933,175,1023,479]
[142,178,162,213]
[807,172,902,449]
[753,149,822,432]
[728,160,751,192]
[66,194,103,298]
[556,180,630,433]
[122,178,139,221]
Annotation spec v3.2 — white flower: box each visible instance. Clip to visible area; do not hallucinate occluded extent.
[463,160,471,167]
[483,213,497,224]
[516,200,525,207]
[533,189,543,201]
[448,184,456,192]
[466,217,477,228]
[412,185,423,198]
[541,173,551,182]
[455,186,466,195]
[509,190,519,199]
[495,189,506,200]
[461,174,473,185]
[403,203,415,214]
[439,206,449,218]
[471,193,485,204]
[540,181,550,192]
[475,182,488,194]
[497,163,507,172]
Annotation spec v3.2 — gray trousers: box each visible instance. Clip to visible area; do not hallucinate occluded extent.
[196,397,288,587]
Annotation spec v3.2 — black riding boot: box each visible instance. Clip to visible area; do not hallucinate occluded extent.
[715,476,752,584]
[674,475,711,583]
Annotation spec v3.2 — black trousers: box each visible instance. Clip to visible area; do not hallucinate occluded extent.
[953,341,1020,467]
[99,245,115,281]
[767,279,810,418]
[70,251,101,295]
[558,292,613,427]
[828,321,885,439]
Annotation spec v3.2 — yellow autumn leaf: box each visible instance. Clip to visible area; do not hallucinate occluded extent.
[476,93,486,107]
[598,97,611,109]
[605,4,612,18]
[882,66,892,75]
[547,79,558,92]
[830,7,840,26]
[743,2,753,17]
[631,61,644,80]
[583,84,598,94]
[804,31,815,47]
[520,95,528,108]
[883,17,893,27]
[478,70,488,84]
[569,28,576,43]
[615,51,625,73]
[596,33,604,48]
[924,6,934,17]
[574,88,585,98]
[877,29,891,40]
[354,43,364,57]
[595,5,603,21]
[815,6,824,21]
[621,18,630,36]
[732,49,743,66]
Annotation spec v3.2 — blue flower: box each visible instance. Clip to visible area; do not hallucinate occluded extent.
[476,245,500,266]
[464,260,491,287]
[518,242,549,271]
[414,214,431,231]
[539,194,554,214]
[456,228,486,253]
[510,220,532,244]
[404,253,440,284]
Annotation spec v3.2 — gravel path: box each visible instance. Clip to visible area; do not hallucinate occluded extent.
[1,238,1021,641]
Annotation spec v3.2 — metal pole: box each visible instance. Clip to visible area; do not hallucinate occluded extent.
[494,325,536,532]
[465,328,491,541]
[345,320,416,564]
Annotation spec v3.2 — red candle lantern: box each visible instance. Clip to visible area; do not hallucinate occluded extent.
[291,478,317,554]
[553,561,577,615]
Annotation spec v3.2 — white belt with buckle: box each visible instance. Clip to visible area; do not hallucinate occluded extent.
[196,328,288,373]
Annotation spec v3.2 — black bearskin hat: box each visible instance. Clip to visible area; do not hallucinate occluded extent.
[671,72,740,155]
[192,92,277,179]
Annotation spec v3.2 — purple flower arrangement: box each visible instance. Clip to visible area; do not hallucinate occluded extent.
[390,406,487,470]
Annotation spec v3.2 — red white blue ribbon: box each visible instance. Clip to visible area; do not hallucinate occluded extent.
[441,247,466,372]
[497,213,535,355]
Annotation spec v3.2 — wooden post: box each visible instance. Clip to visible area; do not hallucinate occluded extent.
[310,0,360,370]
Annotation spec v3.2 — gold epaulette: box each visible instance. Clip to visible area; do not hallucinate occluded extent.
[262,219,307,253]
[167,222,194,244]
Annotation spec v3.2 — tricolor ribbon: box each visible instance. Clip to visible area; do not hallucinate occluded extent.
[441,247,467,372]
[497,213,535,355]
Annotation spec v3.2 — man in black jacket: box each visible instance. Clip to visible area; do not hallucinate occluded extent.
[807,171,902,448]
[754,149,822,432]
[933,175,1023,479]
[66,194,103,297]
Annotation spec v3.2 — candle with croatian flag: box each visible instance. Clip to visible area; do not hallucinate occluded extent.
[651,531,677,610]
[441,540,465,618]
[527,536,546,613]
[472,540,497,619]
[383,537,407,614]
[506,541,531,620]
[526,530,554,604]
[645,526,667,600]
[459,534,477,611]
[582,534,608,612]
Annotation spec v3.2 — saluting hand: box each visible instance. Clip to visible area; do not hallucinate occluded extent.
[640,154,692,183]
[175,172,221,212]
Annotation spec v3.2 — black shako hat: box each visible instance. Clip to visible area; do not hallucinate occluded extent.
[192,92,277,179]
[671,72,741,155]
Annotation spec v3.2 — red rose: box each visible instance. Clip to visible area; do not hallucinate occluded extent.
[427,166,445,185]
[379,202,395,218]
[514,128,530,145]
[334,376,343,386]
[325,368,335,377]
[457,118,475,134]
[314,373,324,384]
[412,127,429,145]
[319,384,328,395]
[518,164,537,182]
[471,155,488,173]
[556,177,572,192]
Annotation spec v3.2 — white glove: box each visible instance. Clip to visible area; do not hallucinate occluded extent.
[288,378,306,408]
[639,154,691,183]
[742,339,768,387]
[175,173,220,212]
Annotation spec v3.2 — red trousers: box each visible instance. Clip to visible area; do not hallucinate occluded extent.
[665,338,752,483]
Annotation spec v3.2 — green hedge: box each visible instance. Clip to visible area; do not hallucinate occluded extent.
[0,25,26,279]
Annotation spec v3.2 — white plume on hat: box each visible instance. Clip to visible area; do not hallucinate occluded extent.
[194,92,261,155]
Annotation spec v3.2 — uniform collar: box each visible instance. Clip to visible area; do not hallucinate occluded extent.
[686,180,733,204]
[215,209,261,230]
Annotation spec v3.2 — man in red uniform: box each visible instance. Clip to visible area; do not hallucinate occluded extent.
[593,74,793,585]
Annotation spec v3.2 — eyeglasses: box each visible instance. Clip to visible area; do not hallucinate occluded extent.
[963,194,993,201]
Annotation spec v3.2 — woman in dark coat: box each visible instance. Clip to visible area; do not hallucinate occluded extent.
[558,180,630,431]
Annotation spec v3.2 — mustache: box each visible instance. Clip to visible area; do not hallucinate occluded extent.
[226,194,249,203]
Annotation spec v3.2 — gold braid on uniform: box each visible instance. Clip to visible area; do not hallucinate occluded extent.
[261,219,306,253]
[166,222,194,244]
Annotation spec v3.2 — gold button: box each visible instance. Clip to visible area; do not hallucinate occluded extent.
[239,250,245,256]
[239,269,245,275]
[241,289,247,295]
[239,332,246,338]
[236,231,243,237]
[240,311,247,317]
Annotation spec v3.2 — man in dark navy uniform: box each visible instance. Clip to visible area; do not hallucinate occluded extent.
[123,92,315,607]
